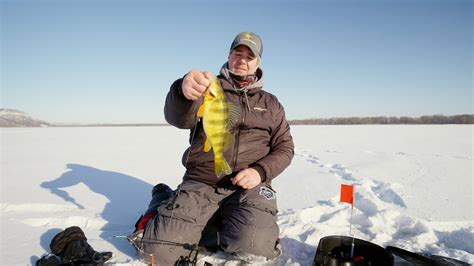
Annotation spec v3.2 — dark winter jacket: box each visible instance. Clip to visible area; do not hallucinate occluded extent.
[164,64,294,186]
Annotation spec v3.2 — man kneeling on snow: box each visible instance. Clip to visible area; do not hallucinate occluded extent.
[129,32,294,265]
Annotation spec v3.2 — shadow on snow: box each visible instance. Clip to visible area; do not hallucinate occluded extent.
[39,163,156,258]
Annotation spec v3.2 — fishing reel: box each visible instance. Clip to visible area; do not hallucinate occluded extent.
[175,256,196,266]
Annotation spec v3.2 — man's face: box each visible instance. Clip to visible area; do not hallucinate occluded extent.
[228,45,259,76]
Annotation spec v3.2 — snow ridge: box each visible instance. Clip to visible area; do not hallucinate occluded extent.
[0,108,50,127]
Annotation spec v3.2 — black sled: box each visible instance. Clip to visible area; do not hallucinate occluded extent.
[313,235,470,266]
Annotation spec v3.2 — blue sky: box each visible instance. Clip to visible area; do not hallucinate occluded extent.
[2,0,472,124]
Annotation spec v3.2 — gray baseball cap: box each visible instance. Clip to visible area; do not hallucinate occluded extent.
[230,32,263,58]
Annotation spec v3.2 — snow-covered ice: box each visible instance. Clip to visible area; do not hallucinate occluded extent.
[1,125,473,265]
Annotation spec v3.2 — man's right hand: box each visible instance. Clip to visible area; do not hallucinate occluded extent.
[181,69,213,100]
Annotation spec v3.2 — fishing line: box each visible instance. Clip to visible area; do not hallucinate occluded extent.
[184,117,200,170]
[131,93,205,262]
[169,116,200,220]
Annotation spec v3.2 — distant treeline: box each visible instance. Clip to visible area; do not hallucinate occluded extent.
[289,114,474,125]
[52,123,169,127]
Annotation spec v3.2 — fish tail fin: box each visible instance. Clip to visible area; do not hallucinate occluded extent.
[214,157,232,178]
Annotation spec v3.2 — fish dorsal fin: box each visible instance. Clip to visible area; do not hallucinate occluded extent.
[227,102,241,130]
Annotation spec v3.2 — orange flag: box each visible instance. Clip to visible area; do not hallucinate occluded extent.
[340,184,355,206]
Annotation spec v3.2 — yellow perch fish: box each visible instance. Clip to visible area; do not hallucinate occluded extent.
[197,76,236,177]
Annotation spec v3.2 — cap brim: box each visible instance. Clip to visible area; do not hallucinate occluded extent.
[231,40,260,58]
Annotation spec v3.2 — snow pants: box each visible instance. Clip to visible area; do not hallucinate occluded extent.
[140,179,280,265]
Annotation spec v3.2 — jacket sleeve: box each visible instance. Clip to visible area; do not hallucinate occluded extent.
[164,77,203,129]
[254,100,294,182]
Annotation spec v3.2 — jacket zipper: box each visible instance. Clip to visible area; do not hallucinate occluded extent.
[231,92,247,170]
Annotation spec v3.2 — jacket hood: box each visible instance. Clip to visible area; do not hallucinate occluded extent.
[219,63,264,95]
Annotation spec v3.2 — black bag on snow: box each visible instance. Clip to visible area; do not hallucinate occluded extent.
[36,226,112,266]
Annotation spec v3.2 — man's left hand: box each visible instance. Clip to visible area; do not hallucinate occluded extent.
[232,168,261,189]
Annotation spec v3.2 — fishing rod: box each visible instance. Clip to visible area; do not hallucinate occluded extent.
[113,235,200,250]
[113,235,204,265]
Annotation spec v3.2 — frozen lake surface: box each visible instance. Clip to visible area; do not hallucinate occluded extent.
[1,125,473,265]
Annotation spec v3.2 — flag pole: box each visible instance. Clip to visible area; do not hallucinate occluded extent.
[349,202,354,236]
[340,184,356,258]
[350,201,355,258]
